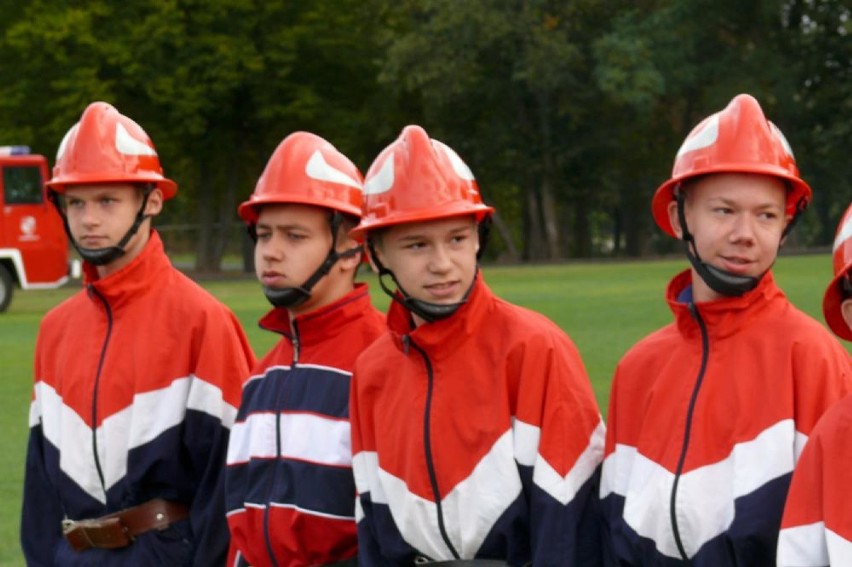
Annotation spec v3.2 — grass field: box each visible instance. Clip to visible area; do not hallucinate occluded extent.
[0,254,847,565]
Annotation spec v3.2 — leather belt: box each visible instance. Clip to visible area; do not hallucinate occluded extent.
[62,498,189,552]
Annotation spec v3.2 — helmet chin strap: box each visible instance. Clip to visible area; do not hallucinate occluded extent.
[366,238,474,324]
[50,186,153,267]
[254,212,361,309]
[676,190,760,297]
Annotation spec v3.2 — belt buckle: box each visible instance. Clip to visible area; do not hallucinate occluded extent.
[61,516,132,551]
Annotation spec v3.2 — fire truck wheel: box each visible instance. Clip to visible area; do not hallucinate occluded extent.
[0,263,13,312]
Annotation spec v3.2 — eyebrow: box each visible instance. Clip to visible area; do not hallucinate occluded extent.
[397,225,474,242]
[255,222,312,231]
[709,197,784,210]
[257,221,322,232]
[66,190,122,200]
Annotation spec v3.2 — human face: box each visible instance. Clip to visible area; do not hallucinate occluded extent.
[255,203,356,315]
[668,173,789,303]
[375,216,479,324]
[63,183,160,277]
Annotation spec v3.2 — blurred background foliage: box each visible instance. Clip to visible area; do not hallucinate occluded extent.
[0,0,849,269]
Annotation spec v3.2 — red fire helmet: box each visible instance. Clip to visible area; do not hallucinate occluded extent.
[651,94,811,237]
[350,125,493,242]
[47,101,177,199]
[238,132,364,224]
[824,203,852,341]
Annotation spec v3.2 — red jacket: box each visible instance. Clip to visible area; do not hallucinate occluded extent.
[601,269,852,566]
[351,272,605,566]
[22,231,256,566]
[226,284,385,567]
[778,392,852,565]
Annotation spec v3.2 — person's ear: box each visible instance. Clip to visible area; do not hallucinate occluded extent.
[337,241,362,273]
[145,188,164,216]
[367,239,383,274]
[667,199,684,239]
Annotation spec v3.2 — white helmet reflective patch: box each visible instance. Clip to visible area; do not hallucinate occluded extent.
[834,215,852,252]
[56,123,80,161]
[433,139,475,182]
[115,123,157,156]
[676,113,720,159]
[364,155,394,195]
[305,150,362,190]
[769,122,795,159]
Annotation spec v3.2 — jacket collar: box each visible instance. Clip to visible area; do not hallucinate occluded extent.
[666,268,786,339]
[259,283,374,343]
[386,270,491,360]
[83,230,172,310]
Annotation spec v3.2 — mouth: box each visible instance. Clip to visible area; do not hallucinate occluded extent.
[424,280,461,301]
[718,256,754,275]
[77,236,107,247]
[260,271,288,287]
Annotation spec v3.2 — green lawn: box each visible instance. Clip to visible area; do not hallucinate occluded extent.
[0,254,846,565]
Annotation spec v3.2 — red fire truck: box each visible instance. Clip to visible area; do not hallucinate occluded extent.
[0,145,69,312]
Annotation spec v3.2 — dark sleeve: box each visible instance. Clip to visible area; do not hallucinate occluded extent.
[21,421,65,566]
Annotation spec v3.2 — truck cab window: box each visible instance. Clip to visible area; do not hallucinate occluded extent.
[3,166,43,204]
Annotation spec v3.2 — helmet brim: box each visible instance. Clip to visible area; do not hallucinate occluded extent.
[47,173,177,200]
[349,203,494,242]
[238,193,362,224]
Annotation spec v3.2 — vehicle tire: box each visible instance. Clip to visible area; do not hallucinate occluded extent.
[0,263,14,313]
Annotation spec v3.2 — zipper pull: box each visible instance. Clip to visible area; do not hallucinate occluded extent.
[402,335,410,355]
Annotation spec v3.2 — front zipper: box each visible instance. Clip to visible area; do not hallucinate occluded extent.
[407,337,460,560]
[262,319,300,567]
[669,302,710,564]
[88,285,113,498]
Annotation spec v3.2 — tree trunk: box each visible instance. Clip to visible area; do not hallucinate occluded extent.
[573,193,591,257]
[524,185,546,260]
[612,207,623,255]
[540,174,561,259]
[211,154,241,271]
[623,193,647,257]
[195,161,217,272]
[536,91,561,260]
[489,210,519,262]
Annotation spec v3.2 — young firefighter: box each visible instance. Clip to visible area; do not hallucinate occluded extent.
[21,101,256,565]
[599,94,852,566]
[348,125,605,565]
[224,132,385,567]
[777,203,852,566]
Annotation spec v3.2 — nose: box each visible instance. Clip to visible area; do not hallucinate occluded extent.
[77,202,99,228]
[729,213,756,244]
[428,243,452,273]
[258,236,283,262]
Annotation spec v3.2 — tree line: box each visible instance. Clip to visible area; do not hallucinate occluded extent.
[1,0,848,269]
